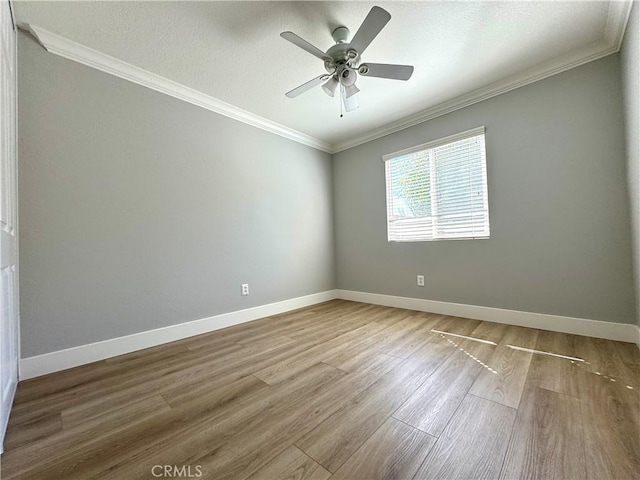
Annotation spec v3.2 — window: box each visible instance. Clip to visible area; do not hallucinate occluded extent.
[384,127,489,242]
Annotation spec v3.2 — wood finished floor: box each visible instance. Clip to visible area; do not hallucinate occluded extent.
[2,300,640,479]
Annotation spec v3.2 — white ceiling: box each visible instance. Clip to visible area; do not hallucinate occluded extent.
[14,1,631,151]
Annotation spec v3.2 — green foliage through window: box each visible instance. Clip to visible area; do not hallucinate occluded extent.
[384,129,490,242]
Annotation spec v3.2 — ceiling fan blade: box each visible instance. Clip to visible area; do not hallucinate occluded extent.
[285,75,330,98]
[280,31,331,62]
[349,6,391,55]
[342,87,359,112]
[359,63,414,81]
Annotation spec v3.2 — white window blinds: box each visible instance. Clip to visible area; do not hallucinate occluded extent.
[384,127,490,242]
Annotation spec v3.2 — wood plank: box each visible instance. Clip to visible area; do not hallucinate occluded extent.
[500,385,587,480]
[614,341,640,365]
[5,364,338,479]
[578,370,640,479]
[404,325,459,369]
[469,325,539,408]
[414,394,516,480]
[296,350,446,473]
[61,391,170,430]
[363,305,418,327]
[377,313,439,358]
[1,394,173,479]
[525,330,583,397]
[37,331,297,419]
[10,341,246,420]
[329,417,436,480]
[254,322,387,384]
[323,350,401,374]
[96,354,399,480]
[3,410,61,451]
[245,445,330,480]
[254,305,374,346]
[174,355,402,480]
[466,320,510,344]
[12,343,200,405]
[4,302,640,480]
[185,300,363,351]
[321,313,438,368]
[431,315,482,336]
[58,337,291,428]
[393,336,495,436]
[573,335,639,388]
[626,362,640,381]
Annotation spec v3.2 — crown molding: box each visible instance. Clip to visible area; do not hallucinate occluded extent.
[331,0,634,153]
[604,0,634,50]
[26,25,333,154]
[330,41,616,152]
[24,0,633,156]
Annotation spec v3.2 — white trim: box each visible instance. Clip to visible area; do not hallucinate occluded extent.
[332,41,620,152]
[19,290,338,380]
[1,3,19,455]
[381,126,485,161]
[17,288,639,380]
[26,25,333,154]
[336,290,640,344]
[0,379,16,454]
[22,0,633,156]
[604,0,634,50]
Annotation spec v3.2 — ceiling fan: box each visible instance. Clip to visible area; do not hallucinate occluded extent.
[280,6,414,113]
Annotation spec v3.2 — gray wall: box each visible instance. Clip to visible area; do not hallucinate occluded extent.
[19,25,638,358]
[333,54,636,325]
[18,32,335,357]
[621,3,640,329]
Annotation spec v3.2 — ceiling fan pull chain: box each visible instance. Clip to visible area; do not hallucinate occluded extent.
[340,85,344,118]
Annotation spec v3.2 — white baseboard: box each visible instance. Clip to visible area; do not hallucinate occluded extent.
[19,288,640,380]
[19,290,339,380]
[0,379,16,454]
[337,290,640,344]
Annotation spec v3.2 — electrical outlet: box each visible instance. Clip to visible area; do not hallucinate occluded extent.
[417,275,425,287]
[241,283,249,296]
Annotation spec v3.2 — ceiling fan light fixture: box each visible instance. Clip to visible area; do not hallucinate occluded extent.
[339,69,357,87]
[322,76,339,97]
[342,90,359,112]
[344,84,360,98]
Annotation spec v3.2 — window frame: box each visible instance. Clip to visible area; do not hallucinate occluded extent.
[383,126,490,243]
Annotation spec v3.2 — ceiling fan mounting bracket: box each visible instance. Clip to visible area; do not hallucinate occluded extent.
[331,26,350,44]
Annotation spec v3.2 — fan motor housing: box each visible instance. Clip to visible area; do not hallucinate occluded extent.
[325,42,360,72]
